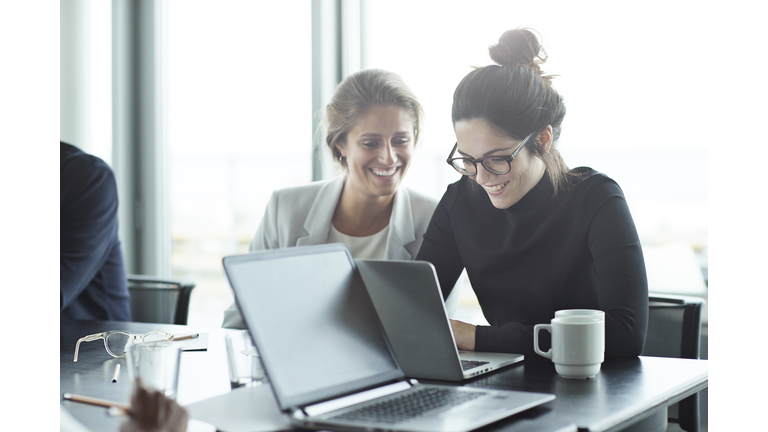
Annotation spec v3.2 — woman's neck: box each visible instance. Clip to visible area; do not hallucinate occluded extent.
[332,182,395,237]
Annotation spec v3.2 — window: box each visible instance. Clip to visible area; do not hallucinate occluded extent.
[167,1,312,327]
[363,1,708,322]
[59,0,111,163]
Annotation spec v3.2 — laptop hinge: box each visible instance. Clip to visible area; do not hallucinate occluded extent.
[303,381,412,417]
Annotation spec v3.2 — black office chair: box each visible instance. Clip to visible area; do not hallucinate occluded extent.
[641,293,705,432]
[127,275,196,325]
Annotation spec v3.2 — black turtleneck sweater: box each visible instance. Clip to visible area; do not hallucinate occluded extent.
[416,167,648,358]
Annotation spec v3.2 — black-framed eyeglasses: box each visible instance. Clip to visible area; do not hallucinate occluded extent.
[446,132,534,176]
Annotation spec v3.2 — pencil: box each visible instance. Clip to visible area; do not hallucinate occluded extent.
[172,333,199,341]
[63,393,131,412]
[112,364,121,383]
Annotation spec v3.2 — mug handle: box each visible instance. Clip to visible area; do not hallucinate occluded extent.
[534,324,552,359]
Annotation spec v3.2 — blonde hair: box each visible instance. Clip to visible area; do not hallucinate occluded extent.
[324,69,423,168]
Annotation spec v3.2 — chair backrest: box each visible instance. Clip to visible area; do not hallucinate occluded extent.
[642,293,704,359]
[127,275,196,325]
[642,293,705,432]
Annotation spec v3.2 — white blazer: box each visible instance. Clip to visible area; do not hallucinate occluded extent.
[222,176,458,329]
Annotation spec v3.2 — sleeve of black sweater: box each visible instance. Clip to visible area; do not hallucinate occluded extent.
[581,180,648,357]
[415,187,465,300]
[417,175,648,358]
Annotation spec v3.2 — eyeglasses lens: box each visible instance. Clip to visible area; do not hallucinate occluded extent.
[453,160,475,176]
[142,331,170,343]
[483,158,511,175]
[452,158,510,176]
[106,332,131,357]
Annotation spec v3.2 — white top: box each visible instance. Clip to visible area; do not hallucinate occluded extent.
[221,176,463,330]
[247,176,437,260]
[326,224,390,260]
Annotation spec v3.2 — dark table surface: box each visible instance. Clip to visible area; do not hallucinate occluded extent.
[61,319,707,432]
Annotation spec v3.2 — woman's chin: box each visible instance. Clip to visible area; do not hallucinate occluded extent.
[369,171,402,194]
[375,184,399,197]
[487,192,520,209]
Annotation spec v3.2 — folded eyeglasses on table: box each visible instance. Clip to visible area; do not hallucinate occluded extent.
[73,330,174,362]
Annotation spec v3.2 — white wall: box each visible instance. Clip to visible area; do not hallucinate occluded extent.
[60,0,92,153]
[60,0,111,162]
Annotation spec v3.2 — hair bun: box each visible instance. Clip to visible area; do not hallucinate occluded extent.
[489,28,548,75]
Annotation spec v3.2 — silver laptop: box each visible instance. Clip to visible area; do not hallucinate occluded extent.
[222,244,554,432]
[356,259,524,381]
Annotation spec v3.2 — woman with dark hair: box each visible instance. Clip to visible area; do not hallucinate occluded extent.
[223,69,454,328]
[416,28,648,357]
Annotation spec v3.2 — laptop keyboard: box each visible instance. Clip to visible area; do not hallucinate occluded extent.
[329,387,487,424]
[461,360,490,371]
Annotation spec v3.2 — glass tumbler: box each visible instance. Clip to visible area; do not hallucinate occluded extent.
[225,330,268,389]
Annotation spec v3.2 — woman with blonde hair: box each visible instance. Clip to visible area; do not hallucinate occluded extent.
[223,69,447,328]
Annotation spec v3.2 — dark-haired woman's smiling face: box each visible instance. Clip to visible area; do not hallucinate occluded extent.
[454,119,546,209]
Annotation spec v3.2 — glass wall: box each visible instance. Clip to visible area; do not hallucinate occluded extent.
[160,0,709,327]
[167,0,312,327]
[364,0,709,322]
[89,0,111,163]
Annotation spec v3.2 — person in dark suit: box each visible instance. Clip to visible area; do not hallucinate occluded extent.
[60,141,131,320]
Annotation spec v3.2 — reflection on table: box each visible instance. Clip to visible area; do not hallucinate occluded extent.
[61,319,707,432]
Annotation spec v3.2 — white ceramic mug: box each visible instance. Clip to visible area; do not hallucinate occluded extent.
[534,312,605,379]
[555,309,605,321]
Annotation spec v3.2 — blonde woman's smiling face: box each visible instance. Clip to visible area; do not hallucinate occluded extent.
[454,119,546,209]
[336,105,415,199]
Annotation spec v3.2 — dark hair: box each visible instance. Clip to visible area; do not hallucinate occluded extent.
[452,28,575,196]
[324,69,423,169]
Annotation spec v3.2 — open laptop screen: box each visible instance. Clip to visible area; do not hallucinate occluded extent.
[224,244,403,410]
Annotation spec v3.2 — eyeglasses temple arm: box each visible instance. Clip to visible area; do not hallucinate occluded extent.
[446,143,458,164]
[73,333,106,362]
[73,339,83,362]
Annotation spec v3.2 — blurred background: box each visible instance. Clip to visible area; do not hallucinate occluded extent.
[61,0,709,330]
[43,1,768,430]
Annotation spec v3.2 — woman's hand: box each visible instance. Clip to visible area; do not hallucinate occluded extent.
[121,378,188,432]
[449,319,477,351]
